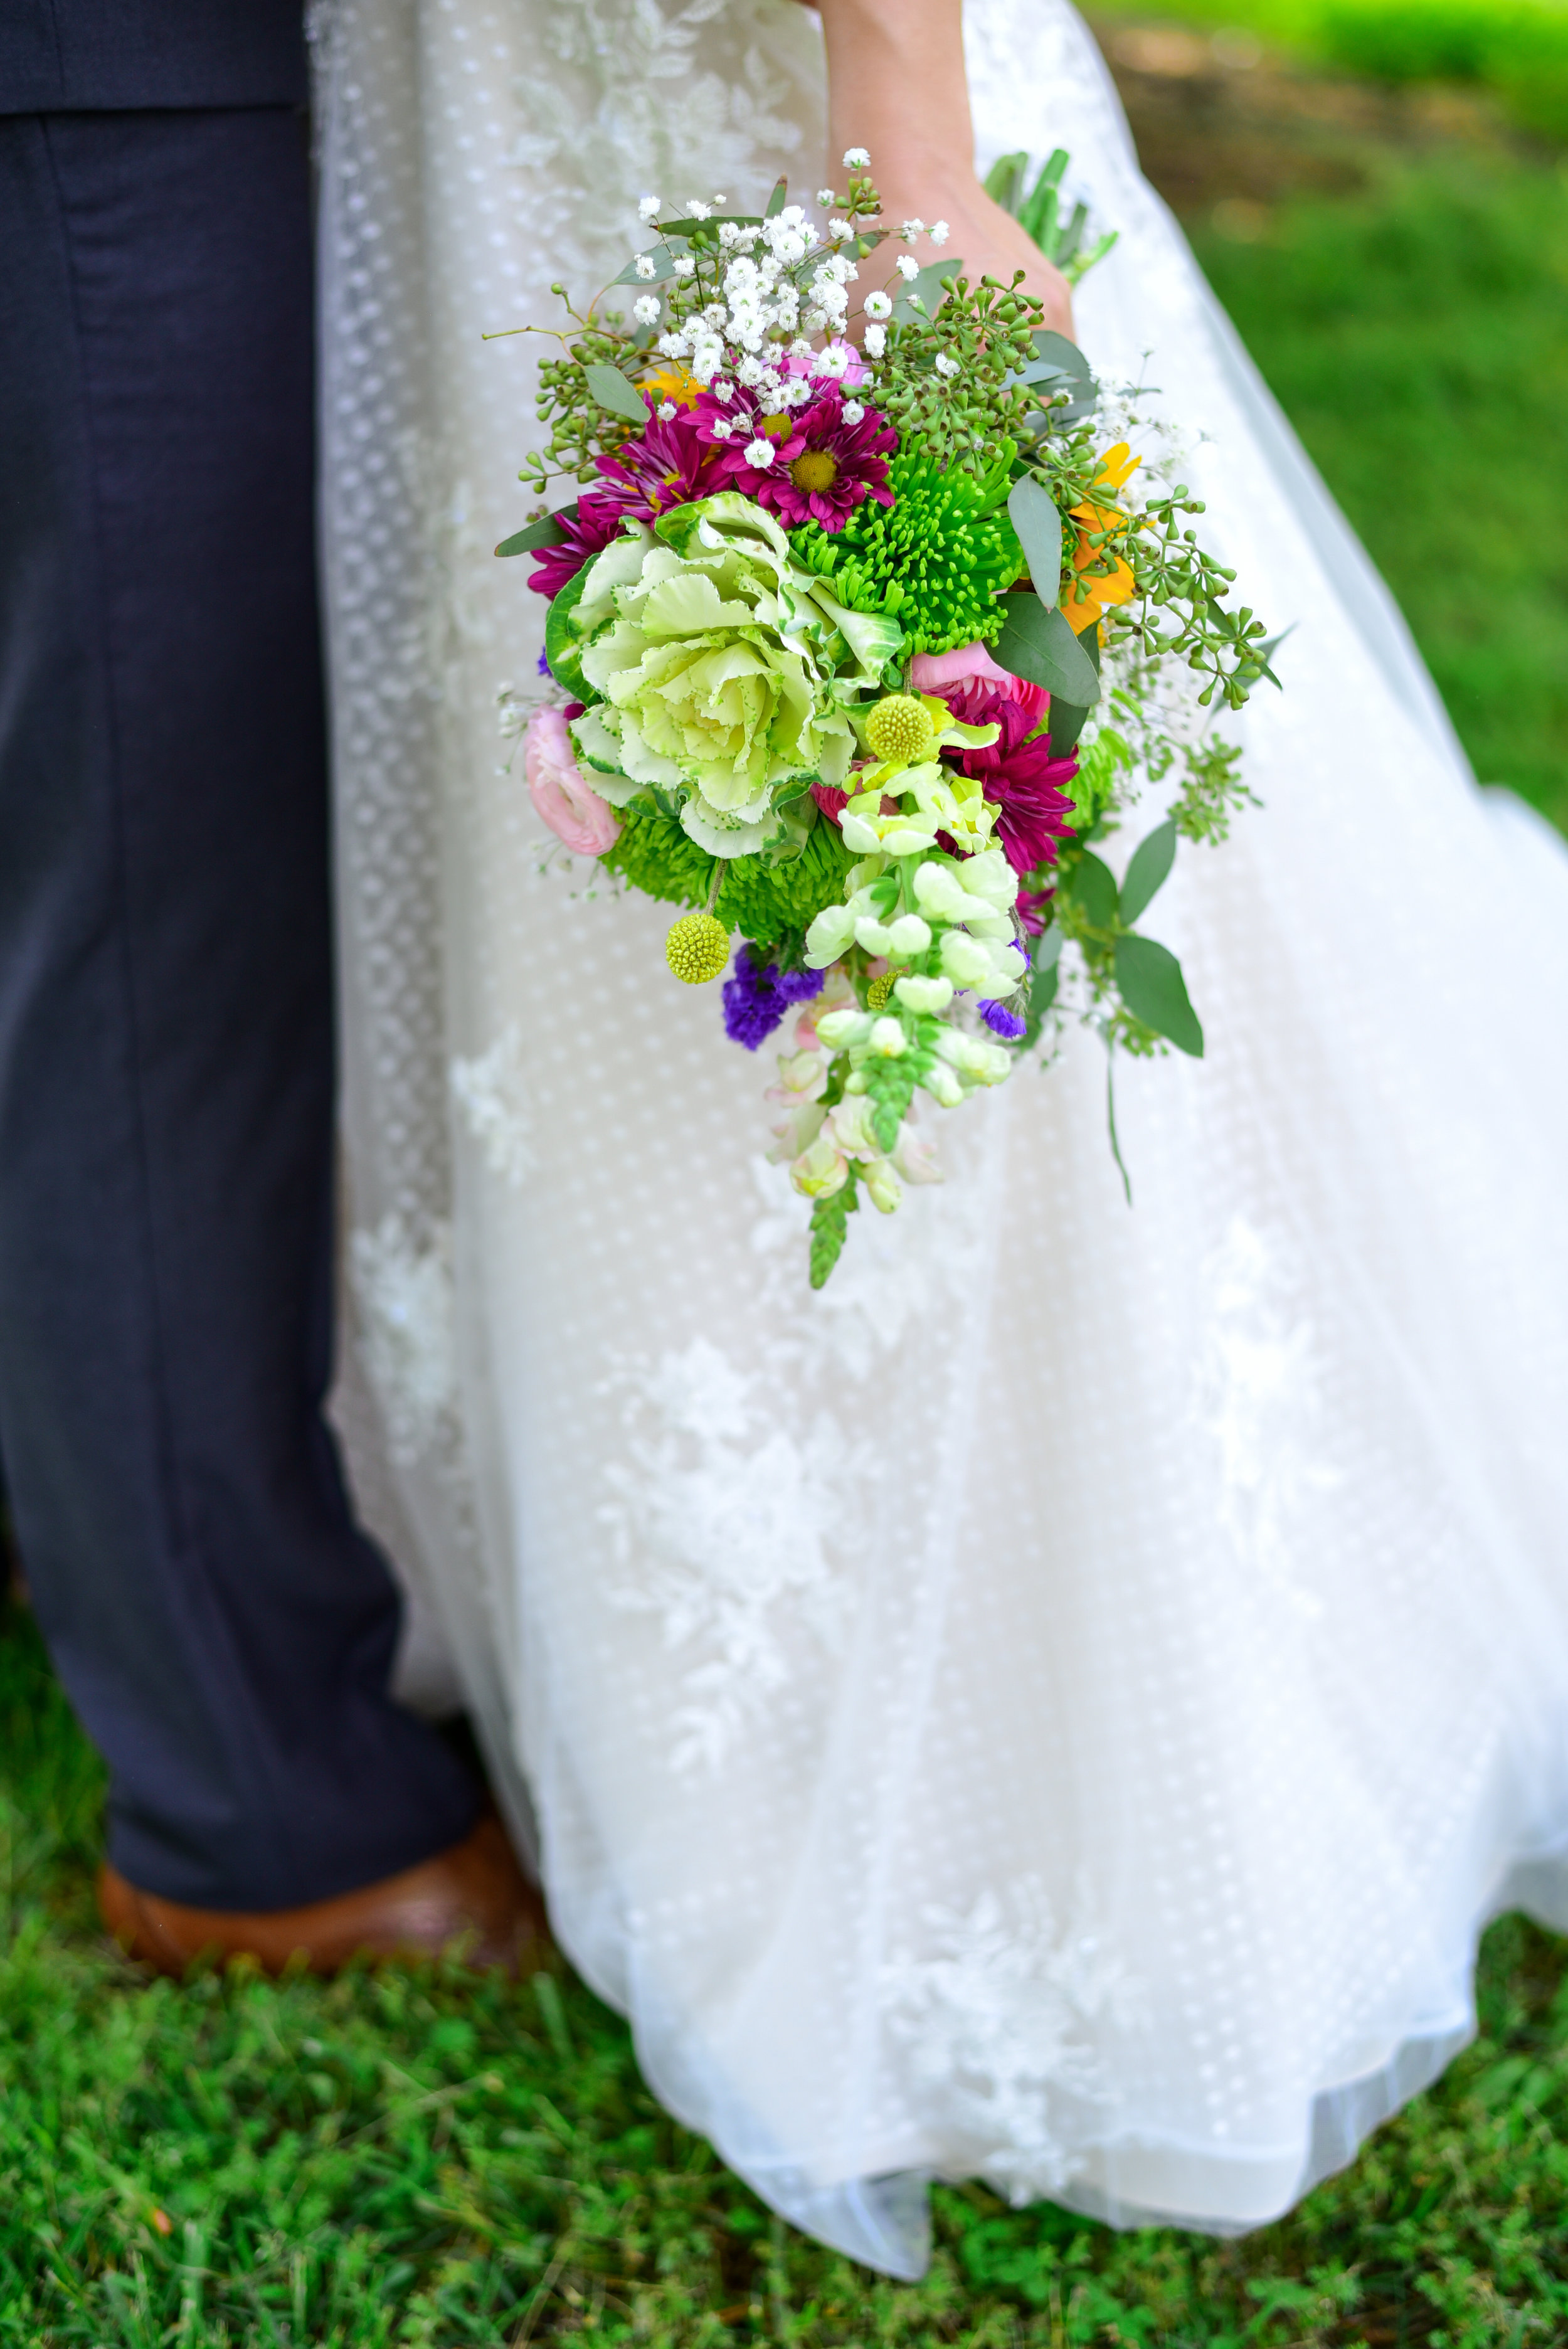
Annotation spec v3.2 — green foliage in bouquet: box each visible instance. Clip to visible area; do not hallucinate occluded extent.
[793,450,1025,656]
[601,798,858,958]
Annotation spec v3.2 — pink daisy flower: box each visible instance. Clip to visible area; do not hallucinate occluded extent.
[941,682,1080,884]
[697,386,896,533]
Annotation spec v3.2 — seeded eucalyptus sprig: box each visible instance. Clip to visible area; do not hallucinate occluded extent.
[873,275,1051,474]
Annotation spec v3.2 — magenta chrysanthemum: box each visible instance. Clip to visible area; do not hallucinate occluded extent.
[527,494,626,597]
[697,386,896,533]
[943,683,1080,880]
[527,405,729,598]
[593,405,728,521]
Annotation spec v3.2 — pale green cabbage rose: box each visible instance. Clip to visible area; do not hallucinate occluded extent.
[566,494,904,857]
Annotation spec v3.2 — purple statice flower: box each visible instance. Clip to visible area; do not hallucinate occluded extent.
[722,944,824,1050]
[980,998,1029,1041]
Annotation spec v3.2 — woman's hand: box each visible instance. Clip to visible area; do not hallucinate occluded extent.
[813,0,1074,339]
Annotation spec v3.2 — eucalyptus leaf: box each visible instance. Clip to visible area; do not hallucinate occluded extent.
[658,213,761,238]
[994,594,1101,706]
[610,247,677,287]
[891,259,960,324]
[765,178,788,218]
[1118,818,1178,928]
[1048,697,1091,758]
[495,504,575,559]
[1115,934,1204,1058]
[1067,850,1118,933]
[584,364,651,423]
[1034,923,1064,975]
[1030,958,1060,1020]
[1007,477,1064,608]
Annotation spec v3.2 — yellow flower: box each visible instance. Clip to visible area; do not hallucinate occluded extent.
[641,363,702,410]
[1064,442,1142,637]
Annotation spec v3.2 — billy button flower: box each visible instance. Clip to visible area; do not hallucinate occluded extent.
[1063,441,1142,637]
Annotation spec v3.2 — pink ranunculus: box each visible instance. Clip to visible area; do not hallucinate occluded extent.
[524,706,622,857]
[910,640,1049,729]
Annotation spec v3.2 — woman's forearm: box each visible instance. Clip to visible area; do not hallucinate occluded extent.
[812,0,1074,334]
[817,0,976,186]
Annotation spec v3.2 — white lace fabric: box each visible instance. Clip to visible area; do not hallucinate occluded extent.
[314,0,1568,2275]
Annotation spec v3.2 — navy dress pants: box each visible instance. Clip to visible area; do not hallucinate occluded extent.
[0,105,480,1910]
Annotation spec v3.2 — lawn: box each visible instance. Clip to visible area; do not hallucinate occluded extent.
[1092,11,1568,825]
[6,1591,1568,2345]
[6,24,1568,2346]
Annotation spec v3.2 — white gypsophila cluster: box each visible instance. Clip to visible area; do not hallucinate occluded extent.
[648,202,863,401]
[1092,376,1209,516]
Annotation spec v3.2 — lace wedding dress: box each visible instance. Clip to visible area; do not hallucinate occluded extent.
[312,0,1568,2274]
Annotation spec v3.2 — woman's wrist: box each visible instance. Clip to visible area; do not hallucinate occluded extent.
[815,0,1074,336]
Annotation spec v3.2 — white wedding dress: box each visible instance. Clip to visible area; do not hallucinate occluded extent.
[312,0,1568,2276]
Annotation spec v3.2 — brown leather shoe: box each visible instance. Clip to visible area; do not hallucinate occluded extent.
[98,1815,548,1978]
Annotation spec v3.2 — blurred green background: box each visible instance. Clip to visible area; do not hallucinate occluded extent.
[1088,0,1568,827]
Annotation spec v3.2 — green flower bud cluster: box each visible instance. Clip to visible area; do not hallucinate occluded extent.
[519,317,640,497]
[601,798,857,957]
[874,273,1049,474]
[793,451,1024,657]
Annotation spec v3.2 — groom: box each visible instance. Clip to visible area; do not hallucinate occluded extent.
[0,4,541,1969]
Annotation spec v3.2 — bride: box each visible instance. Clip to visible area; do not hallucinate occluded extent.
[314,0,1568,2276]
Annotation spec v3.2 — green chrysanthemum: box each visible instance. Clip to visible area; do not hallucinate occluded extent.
[603,798,859,957]
[793,449,1025,657]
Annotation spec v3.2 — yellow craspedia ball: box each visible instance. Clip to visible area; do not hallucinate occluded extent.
[665,911,730,984]
[864,693,936,765]
[866,972,896,1010]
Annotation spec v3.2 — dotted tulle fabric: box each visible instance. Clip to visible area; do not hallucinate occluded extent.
[314,0,1568,2274]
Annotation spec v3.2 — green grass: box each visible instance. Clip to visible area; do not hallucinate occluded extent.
[1089,0,1568,139]
[1189,144,1568,825]
[4,1596,1568,2346]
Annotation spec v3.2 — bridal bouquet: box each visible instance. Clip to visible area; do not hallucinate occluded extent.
[499,152,1273,1285]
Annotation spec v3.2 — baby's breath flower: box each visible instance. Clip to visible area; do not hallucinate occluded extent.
[712,379,733,402]
[674,255,696,278]
[934,351,960,377]
[816,187,837,207]
[899,218,925,240]
[632,294,662,326]
[743,436,776,468]
[634,253,657,280]
[895,254,920,282]
[637,194,661,221]
[711,418,735,440]
[657,401,677,422]
[864,290,893,319]
[842,399,866,425]
[862,322,886,359]
[827,217,852,240]
[687,199,712,220]
[928,220,950,245]
[842,146,871,169]
[656,329,689,357]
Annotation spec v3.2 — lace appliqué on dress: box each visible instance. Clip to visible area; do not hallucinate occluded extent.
[452,1024,536,1189]
[883,1877,1143,2205]
[1195,1216,1340,1618]
[349,1214,460,1466]
[601,1334,874,1773]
